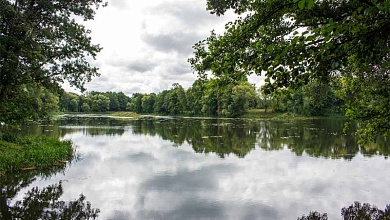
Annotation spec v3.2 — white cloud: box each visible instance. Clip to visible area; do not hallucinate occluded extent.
[17,126,390,220]
[64,0,250,96]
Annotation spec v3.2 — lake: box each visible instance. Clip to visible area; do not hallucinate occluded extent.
[2,116,389,219]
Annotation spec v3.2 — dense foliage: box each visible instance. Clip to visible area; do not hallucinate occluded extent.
[0,0,105,124]
[60,91,130,113]
[298,202,390,220]
[59,79,346,117]
[189,0,390,142]
[59,81,261,117]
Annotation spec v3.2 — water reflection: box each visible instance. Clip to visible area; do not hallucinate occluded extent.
[24,116,389,159]
[13,116,390,219]
[0,163,99,219]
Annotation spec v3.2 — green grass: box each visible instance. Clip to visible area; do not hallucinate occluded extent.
[108,111,142,118]
[0,134,74,173]
[241,109,282,119]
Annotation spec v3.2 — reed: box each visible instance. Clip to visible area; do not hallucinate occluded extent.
[0,134,74,173]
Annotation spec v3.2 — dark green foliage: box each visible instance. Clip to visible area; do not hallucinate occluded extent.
[89,93,110,112]
[59,91,131,112]
[58,79,344,118]
[261,79,344,116]
[107,92,120,111]
[298,202,390,220]
[342,202,390,220]
[129,93,143,113]
[298,211,327,220]
[142,93,156,113]
[1,84,59,123]
[0,0,105,124]
[186,79,205,115]
[341,66,390,143]
[190,0,390,142]
[154,90,169,114]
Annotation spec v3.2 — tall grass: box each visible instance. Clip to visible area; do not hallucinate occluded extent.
[0,134,74,173]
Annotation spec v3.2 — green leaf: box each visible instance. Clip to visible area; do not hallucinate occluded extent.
[292,37,299,45]
[307,0,314,9]
[267,45,274,52]
[298,0,305,9]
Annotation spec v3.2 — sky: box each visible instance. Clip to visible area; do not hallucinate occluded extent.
[64,0,264,96]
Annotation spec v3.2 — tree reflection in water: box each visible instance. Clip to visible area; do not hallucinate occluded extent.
[127,117,390,159]
[0,165,99,219]
[14,116,390,219]
[51,116,390,159]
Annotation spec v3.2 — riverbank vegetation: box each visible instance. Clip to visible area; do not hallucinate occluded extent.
[0,0,388,161]
[0,134,74,173]
[58,78,344,119]
[0,0,105,173]
[189,0,389,143]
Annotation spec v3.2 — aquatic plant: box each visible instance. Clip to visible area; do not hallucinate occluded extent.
[0,134,74,173]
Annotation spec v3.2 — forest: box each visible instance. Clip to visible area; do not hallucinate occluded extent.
[58,77,344,117]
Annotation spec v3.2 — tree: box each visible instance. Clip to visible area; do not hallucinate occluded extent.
[301,79,343,116]
[116,92,130,111]
[89,94,110,112]
[258,87,272,113]
[59,92,80,112]
[35,88,59,120]
[298,202,390,220]
[0,83,59,123]
[227,82,258,117]
[106,92,120,111]
[201,80,219,116]
[166,91,181,115]
[130,93,143,113]
[186,79,205,115]
[0,0,106,124]
[154,90,169,114]
[142,93,156,113]
[189,0,390,142]
[81,102,91,112]
[172,83,187,113]
[341,64,390,142]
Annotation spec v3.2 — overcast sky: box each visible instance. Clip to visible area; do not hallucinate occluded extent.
[65,0,263,96]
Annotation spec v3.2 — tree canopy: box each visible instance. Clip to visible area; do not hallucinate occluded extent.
[189,0,390,142]
[0,0,106,124]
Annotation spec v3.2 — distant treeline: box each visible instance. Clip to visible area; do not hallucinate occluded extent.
[59,79,345,117]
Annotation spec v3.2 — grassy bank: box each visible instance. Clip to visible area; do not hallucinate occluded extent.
[108,111,142,118]
[0,134,74,173]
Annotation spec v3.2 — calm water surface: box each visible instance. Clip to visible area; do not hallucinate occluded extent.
[3,116,390,219]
